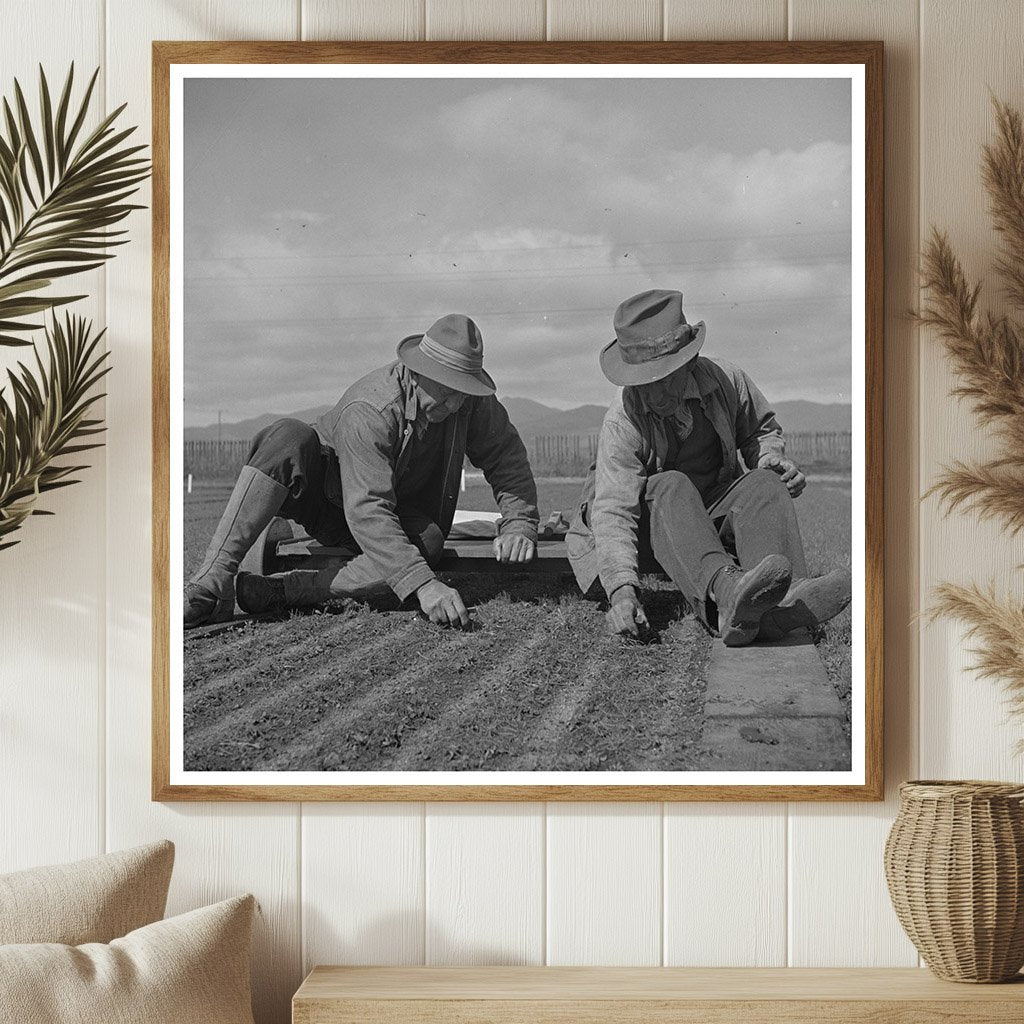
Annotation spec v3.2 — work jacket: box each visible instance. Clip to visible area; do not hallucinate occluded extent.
[316,361,539,601]
[566,356,785,598]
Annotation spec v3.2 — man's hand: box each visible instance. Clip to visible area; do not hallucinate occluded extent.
[758,454,806,498]
[416,579,470,628]
[606,585,650,639]
[493,533,536,563]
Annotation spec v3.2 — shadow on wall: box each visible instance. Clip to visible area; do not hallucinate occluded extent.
[301,905,534,973]
[251,906,527,1021]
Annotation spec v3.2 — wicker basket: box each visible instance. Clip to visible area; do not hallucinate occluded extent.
[884,780,1024,982]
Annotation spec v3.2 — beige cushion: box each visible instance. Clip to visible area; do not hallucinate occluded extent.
[0,894,256,1024]
[0,840,174,945]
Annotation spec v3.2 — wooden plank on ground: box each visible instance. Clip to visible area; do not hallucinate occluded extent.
[271,537,576,575]
[702,632,849,771]
[270,536,663,577]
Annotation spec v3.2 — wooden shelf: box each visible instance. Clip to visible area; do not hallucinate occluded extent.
[293,966,1024,1023]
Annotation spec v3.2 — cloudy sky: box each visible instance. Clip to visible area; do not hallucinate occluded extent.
[183,75,852,427]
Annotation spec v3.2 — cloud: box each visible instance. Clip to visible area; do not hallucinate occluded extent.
[266,208,330,226]
[183,77,854,425]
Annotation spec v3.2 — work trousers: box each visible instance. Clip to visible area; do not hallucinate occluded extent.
[246,417,443,598]
[641,468,807,630]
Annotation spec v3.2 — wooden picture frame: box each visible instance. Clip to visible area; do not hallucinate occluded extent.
[153,41,883,801]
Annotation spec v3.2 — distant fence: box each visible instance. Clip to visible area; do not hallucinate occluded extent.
[183,430,852,482]
[531,435,600,478]
[184,439,251,479]
[787,431,852,467]
[530,431,852,478]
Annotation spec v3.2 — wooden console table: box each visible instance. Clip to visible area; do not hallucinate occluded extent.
[293,966,1024,1022]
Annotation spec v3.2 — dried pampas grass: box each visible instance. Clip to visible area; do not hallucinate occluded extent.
[931,583,1024,721]
[919,97,1024,720]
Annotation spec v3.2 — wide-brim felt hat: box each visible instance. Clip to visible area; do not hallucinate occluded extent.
[397,313,496,397]
[599,288,706,387]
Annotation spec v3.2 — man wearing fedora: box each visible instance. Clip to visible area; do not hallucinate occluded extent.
[184,313,539,629]
[566,289,851,646]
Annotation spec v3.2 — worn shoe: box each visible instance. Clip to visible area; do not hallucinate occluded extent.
[712,555,793,647]
[758,567,853,640]
[183,579,234,628]
[235,572,288,614]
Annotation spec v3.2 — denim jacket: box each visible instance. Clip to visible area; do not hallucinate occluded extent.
[566,357,785,597]
[317,361,539,600]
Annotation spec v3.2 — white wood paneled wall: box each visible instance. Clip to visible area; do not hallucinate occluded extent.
[3,2,1023,1022]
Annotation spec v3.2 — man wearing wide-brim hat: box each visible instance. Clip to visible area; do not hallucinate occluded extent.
[566,289,850,646]
[184,313,539,629]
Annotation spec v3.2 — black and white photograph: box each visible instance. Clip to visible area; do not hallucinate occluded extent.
[160,49,878,797]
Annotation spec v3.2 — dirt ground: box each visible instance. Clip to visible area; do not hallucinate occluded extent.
[181,475,852,772]
[184,575,710,772]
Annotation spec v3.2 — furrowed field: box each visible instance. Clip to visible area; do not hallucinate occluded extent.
[182,474,852,772]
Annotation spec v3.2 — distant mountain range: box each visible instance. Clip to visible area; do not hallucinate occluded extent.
[185,396,851,443]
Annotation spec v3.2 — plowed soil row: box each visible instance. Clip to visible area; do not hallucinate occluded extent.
[181,477,851,772]
[184,575,712,772]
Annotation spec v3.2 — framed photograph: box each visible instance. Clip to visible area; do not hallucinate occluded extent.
[153,41,883,801]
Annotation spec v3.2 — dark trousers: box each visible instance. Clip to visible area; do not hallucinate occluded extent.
[642,468,807,629]
[246,417,442,575]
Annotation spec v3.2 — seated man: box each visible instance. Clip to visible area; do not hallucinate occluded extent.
[184,313,539,630]
[566,289,851,646]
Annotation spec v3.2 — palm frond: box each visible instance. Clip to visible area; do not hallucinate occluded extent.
[0,312,109,547]
[0,65,149,346]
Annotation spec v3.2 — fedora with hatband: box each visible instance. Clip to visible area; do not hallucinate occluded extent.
[397,313,495,396]
[599,289,706,387]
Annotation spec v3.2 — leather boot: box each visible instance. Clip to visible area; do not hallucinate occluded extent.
[236,569,340,613]
[183,466,289,627]
[757,567,853,641]
[234,572,288,614]
[711,554,792,647]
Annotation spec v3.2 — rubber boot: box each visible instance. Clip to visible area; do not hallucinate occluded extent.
[183,466,289,628]
[710,554,792,647]
[758,567,853,641]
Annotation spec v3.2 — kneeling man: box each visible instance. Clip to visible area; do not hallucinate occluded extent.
[185,314,539,629]
[567,289,850,646]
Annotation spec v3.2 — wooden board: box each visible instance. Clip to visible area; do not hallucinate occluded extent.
[663,803,787,966]
[787,0,924,972]
[546,805,662,965]
[302,804,426,972]
[548,0,662,40]
[271,536,578,576]
[21,0,1024,1014]
[266,533,662,577]
[656,0,789,973]
[702,632,849,771]
[293,967,1024,1023]
[664,0,786,40]
[106,6,304,1024]
[917,0,1024,777]
[424,804,545,965]
[303,0,424,40]
[426,0,544,40]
